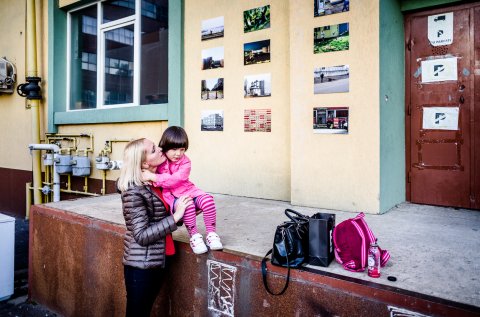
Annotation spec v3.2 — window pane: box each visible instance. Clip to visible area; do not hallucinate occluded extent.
[70,5,98,110]
[140,0,168,104]
[104,24,134,105]
[103,0,135,23]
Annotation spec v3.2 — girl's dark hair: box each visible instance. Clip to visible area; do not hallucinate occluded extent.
[159,126,189,152]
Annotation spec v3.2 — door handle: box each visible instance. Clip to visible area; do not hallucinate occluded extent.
[460,95,465,104]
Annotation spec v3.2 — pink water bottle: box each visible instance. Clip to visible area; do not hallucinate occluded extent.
[367,239,381,278]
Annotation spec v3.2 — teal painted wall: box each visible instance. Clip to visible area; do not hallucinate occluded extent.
[401,0,462,11]
[47,0,182,132]
[379,0,406,213]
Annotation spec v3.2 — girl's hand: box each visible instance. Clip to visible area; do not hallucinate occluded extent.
[141,170,157,183]
[173,195,193,223]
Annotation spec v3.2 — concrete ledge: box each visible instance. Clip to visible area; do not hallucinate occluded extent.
[29,195,480,316]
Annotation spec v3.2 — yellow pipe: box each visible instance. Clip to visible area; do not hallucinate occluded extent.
[83,177,88,192]
[67,174,72,190]
[101,170,107,195]
[46,136,77,151]
[26,182,32,220]
[60,189,99,197]
[27,0,42,205]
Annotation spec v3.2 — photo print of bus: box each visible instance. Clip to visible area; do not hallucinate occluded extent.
[313,107,349,134]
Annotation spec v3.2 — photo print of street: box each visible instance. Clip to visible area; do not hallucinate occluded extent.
[244,5,270,33]
[202,46,224,70]
[201,16,224,41]
[244,73,271,98]
[201,78,224,100]
[201,110,224,131]
[314,0,350,17]
[244,39,271,65]
[313,107,349,134]
[314,65,349,94]
[314,22,349,53]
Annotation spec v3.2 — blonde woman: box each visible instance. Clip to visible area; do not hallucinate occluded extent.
[118,138,192,317]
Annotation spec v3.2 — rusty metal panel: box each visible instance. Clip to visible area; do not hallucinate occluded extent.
[29,206,480,317]
[406,3,480,209]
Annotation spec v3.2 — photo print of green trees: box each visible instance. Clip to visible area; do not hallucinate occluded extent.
[314,23,349,53]
[244,5,270,33]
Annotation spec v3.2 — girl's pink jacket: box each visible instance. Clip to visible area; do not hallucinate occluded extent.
[153,154,205,208]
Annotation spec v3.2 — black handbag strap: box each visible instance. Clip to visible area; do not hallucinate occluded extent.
[285,208,309,223]
[261,249,291,296]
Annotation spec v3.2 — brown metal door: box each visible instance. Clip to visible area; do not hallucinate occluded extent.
[405,3,480,209]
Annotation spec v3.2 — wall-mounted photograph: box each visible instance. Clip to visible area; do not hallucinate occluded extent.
[201,78,224,100]
[202,46,224,70]
[201,16,224,41]
[244,40,271,65]
[244,109,272,132]
[244,73,271,98]
[314,23,349,54]
[314,65,349,94]
[244,5,270,33]
[314,0,350,17]
[201,110,224,131]
[313,107,349,134]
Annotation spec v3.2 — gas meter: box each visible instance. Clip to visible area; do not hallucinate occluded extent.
[0,57,16,94]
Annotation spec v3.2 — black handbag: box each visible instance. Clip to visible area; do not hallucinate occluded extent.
[308,212,335,267]
[261,209,309,295]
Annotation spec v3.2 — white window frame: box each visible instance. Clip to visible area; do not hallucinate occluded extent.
[66,0,143,111]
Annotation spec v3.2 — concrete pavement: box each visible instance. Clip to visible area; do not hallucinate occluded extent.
[43,193,480,308]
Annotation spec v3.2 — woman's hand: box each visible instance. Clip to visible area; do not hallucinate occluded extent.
[141,170,157,184]
[173,195,193,223]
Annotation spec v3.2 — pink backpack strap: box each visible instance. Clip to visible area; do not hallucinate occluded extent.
[350,220,367,270]
[379,247,391,267]
[354,212,376,243]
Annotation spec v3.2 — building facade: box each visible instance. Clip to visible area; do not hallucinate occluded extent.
[0,0,478,218]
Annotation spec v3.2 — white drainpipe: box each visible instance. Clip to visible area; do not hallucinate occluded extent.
[28,144,60,202]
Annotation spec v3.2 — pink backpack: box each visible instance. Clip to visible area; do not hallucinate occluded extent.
[333,212,390,272]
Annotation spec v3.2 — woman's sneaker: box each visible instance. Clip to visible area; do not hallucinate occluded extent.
[206,232,223,251]
[189,233,207,254]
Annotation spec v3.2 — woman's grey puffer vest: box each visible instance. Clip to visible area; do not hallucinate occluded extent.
[121,185,177,269]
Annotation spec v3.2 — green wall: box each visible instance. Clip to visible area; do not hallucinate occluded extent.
[379,0,405,213]
[401,0,462,11]
[47,0,183,133]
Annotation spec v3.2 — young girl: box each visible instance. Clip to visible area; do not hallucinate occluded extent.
[143,126,223,254]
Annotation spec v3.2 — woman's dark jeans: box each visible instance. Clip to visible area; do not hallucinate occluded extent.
[124,265,166,317]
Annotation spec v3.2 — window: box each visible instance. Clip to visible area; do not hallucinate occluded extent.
[67,0,168,110]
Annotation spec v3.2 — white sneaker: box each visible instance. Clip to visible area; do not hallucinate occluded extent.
[189,233,207,254]
[206,232,223,251]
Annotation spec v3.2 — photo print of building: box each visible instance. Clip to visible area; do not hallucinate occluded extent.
[201,16,224,41]
[244,109,271,132]
[201,110,224,131]
[201,78,224,100]
[202,46,224,70]
[314,65,349,94]
[244,39,271,65]
[314,22,349,54]
[244,73,271,98]
[314,0,350,17]
[244,5,270,33]
[313,107,349,134]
